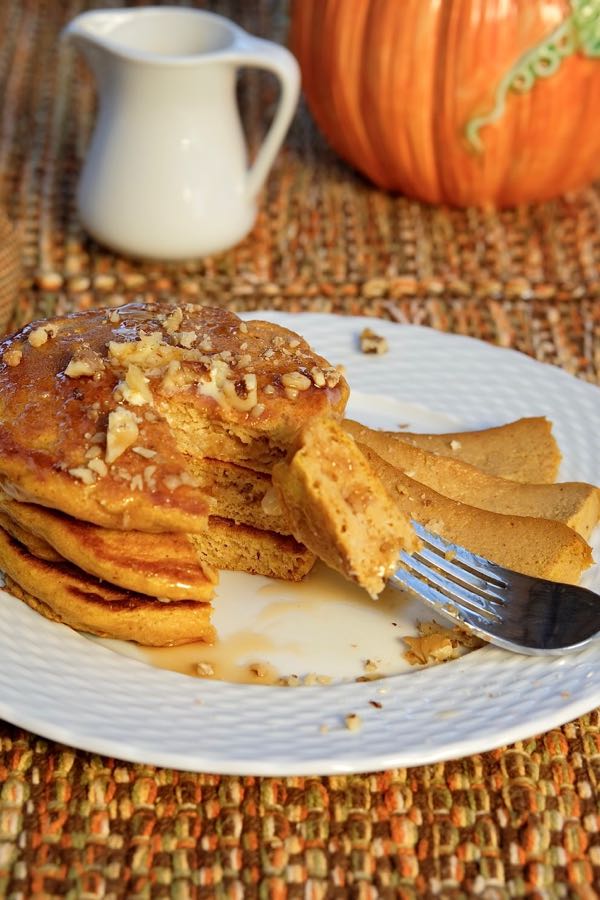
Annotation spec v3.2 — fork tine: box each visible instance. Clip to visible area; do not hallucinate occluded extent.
[412,521,509,589]
[399,551,503,622]
[392,564,497,635]
[416,546,508,604]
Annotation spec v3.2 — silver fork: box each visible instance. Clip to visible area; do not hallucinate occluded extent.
[389,521,600,655]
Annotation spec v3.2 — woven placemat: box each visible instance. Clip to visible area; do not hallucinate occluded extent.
[0,1,599,896]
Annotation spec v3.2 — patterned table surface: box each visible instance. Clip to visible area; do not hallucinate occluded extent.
[0,1,599,897]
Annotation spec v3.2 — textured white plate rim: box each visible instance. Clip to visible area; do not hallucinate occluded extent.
[0,311,599,776]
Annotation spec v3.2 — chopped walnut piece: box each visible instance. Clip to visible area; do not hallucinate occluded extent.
[450,440,462,451]
[132,446,157,459]
[117,363,153,406]
[239,321,248,334]
[105,406,139,464]
[402,620,485,666]
[175,331,196,349]
[3,347,22,367]
[310,367,325,387]
[87,457,108,478]
[68,466,96,485]
[281,371,311,392]
[164,307,183,335]
[65,346,106,379]
[359,327,389,355]
[344,713,362,731]
[197,662,215,678]
[29,323,59,349]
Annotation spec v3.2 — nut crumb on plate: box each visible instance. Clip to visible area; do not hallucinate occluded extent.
[359,327,389,355]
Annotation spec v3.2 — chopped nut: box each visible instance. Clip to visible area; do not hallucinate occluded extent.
[68,466,96,485]
[250,403,265,418]
[3,347,22,367]
[176,331,196,349]
[450,440,462,451]
[164,307,183,335]
[132,446,157,459]
[284,387,298,401]
[87,457,108,477]
[197,661,215,677]
[65,346,106,379]
[239,322,248,334]
[109,310,121,324]
[118,363,153,406]
[263,384,276,395]
[344,713,362,731]
[281,371,312,392]
[129,473,144,491]
[84,445,102,460]
[360,327,389,355]
[28,326,52,348]
[105,407,139,464]
[310,367,325,387]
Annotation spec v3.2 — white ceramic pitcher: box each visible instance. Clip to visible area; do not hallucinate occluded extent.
[63,7,300,259]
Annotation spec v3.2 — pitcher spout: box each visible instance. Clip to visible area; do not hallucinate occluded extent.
[61,9,132,51]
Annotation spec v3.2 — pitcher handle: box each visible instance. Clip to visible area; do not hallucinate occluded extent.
[232,36,300,200]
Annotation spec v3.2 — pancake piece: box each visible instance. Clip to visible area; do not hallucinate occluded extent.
[0,303,348,530]
[344,423,600,539]
[189,517,316,581]
[0,489,218,600]
[0,529,214,646]
[359,443,592,585]
[188,457,291,533]
[272,418,417,596]
[345,417,561,484]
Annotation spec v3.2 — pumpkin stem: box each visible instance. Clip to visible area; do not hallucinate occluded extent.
[464,0,600,155]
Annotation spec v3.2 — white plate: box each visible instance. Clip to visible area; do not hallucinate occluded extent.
[0,313,599,775]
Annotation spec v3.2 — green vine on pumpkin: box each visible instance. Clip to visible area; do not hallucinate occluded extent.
[465,0,600,153]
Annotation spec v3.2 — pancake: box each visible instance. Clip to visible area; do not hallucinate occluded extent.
[0,304,348,533]
[346,417,560,484]
[358,443,592,585]
[344,422,600,539]
[0,508,62,561]
[189,517,315,581]
[272,418,417,596]
[0,489,218,600]
[188,457,291,533]
[0,529,214,646]
[0,489,313,594]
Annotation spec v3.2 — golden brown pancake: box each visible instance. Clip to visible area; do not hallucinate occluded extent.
[0,490,218,600]
[358,443,592,585]
[0,508,62,561]
[0,529,214,646]
[347,417,560,484]
[272,418,417,596]
[189,457,291,533]
[0,489,313,593]
[190,517,315,581]
[344,422,600,539]
[0,303,348,530]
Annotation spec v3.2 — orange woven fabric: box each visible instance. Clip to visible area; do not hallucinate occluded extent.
[0,2,599,897]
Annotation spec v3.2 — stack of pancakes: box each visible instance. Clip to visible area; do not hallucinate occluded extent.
[0,302,351,645]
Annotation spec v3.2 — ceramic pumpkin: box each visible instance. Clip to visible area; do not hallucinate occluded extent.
[290,0,600,207]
